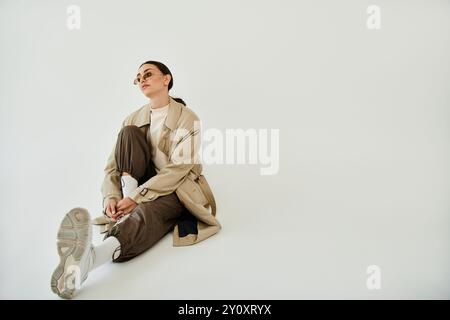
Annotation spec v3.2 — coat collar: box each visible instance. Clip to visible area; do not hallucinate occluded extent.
[135,96,182,131]
[164,96,182,131]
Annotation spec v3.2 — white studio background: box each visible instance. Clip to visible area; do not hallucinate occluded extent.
[0,0,449,299]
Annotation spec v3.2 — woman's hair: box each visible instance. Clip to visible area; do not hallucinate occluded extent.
[139,60,186,106]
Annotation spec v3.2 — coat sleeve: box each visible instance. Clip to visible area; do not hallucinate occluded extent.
[129,117,201,204]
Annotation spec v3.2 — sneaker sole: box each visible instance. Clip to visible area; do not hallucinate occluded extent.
[51,207,91,299]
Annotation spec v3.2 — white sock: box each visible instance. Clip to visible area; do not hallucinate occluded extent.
[120,175,138,198]
[90,236,121,270]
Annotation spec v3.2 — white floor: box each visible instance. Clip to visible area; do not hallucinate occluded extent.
[1,166,449,300]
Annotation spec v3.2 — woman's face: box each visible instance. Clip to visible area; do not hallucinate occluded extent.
[135,64,171,98]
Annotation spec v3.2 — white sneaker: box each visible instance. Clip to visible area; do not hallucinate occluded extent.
[51,207,95,299]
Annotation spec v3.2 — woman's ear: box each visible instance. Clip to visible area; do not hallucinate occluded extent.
[164,74,171,86]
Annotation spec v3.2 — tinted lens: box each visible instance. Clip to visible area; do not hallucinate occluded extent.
[143,72,152,81]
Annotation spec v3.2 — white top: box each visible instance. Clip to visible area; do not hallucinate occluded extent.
[148,103,170,171]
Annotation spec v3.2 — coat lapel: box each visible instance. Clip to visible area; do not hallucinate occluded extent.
[157,96,183,157]
[131,96,183,157]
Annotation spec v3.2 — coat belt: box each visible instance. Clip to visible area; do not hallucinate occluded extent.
[195,174,217,217]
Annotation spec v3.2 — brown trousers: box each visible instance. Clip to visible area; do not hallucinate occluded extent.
[105,125,189,262]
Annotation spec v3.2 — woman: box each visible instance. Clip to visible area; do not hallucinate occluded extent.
[51,61,221,299]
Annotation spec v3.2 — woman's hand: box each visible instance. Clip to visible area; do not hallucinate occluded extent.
[105,199,123,221]
[113,197,137,219]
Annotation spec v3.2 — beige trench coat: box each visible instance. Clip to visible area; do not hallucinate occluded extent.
[97,96,221,246]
